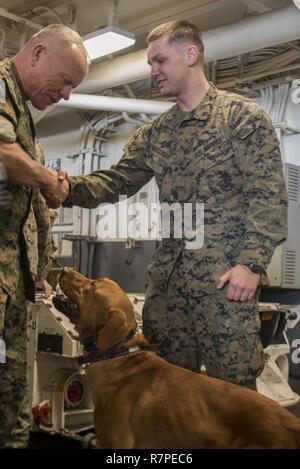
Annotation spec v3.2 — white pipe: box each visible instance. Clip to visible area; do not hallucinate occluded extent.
[122,112,143,124]
[77,49,150,93]
[203,5,300,61]
[55,93,174,114]
[77,5,300,94]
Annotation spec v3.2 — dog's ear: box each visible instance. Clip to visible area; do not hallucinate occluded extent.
[96,307,131,350]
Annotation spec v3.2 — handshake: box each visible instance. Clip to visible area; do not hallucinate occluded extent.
[42,169,70,209]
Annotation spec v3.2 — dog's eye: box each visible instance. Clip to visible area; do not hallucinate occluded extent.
[90,282,97,290]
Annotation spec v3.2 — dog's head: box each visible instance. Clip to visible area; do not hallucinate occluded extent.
[46,267,64,290]
[54,268,137,349]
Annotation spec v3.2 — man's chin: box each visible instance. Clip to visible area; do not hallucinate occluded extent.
[31,97,54,110]
[159,87,173,97]
[30,101,47,111]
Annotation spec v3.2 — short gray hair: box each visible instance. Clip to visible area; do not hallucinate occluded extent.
[30,24,89,61]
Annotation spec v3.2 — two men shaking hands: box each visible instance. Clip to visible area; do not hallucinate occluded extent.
[0,141,69,209]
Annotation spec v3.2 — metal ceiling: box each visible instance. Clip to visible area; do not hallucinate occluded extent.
[0,0,297,97]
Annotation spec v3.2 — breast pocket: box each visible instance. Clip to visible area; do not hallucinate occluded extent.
[190,141,236,200]
[194,136,234,172]
[146,143,171,176]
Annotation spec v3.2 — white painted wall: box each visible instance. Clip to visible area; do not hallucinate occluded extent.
[282,87,300,167]
[37,112,83,166]
[37,116,160,246]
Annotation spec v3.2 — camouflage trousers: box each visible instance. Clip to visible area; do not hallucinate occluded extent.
[0,274,31,449]
[143,255,266,389]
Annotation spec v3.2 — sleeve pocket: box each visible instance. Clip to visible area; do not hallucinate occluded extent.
[232,113,263,140]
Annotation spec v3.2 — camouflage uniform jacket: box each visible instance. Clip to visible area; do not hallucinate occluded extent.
[23,143,52,283]
[64,84,288,296]
[0,59,42,301]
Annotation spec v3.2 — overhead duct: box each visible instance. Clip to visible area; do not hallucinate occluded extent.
[0,7,41,30]
[203,4,300,62]
[44,4,300,120]
[76,5,300,95]
[55,93,173,114]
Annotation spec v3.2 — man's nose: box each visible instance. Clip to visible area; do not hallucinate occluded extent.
[60,85,72,101]
[151,64,159,80]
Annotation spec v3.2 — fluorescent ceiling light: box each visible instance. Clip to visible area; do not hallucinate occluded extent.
[83,26,135,60]
[293,0,300,9]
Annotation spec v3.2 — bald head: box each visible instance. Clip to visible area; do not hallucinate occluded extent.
[12,24,89,110]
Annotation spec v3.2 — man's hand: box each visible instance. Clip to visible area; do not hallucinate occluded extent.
[36,279,52,299]
[42,170,70,208]
[0,142,69,206]
[217,264,260,302]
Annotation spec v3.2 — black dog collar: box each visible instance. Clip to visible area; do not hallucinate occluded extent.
[78,329,146,366]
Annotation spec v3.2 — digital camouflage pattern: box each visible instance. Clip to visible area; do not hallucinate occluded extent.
[64,83,287,385]
[0,59,39,302]
[24,142,52,283]
[0,160,10,206]
[0,276,30,448]
[6,144,52,449]
[0,59,50,448]
[143,252,265,389]
[47,210,59,268]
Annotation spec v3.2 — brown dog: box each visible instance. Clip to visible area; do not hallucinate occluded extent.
[56,268,300,449]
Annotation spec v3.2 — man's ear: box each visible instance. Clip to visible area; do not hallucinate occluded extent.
[31,43,46,66]
[186,45,199,66]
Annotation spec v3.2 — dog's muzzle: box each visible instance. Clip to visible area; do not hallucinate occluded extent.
[53,294,80,320]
